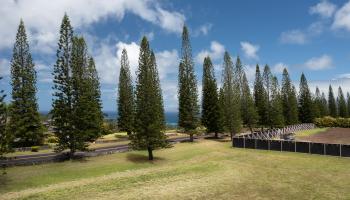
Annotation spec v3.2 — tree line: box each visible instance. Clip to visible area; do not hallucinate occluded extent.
[0,15,349,160]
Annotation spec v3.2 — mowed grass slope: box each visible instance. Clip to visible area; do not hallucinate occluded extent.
[1,140,350,200]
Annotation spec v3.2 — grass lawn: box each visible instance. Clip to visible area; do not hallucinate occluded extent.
[1,140,349,200]
[295,128,328,138]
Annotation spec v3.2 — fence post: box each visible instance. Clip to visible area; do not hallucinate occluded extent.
[294,141,296,152]
[254,139,257,149]
[324,144,326,155]
[243,137,246,148]
[308,142,311,154]
[281,140,283,152]
[340,144,342,157]
[268,140,270,150]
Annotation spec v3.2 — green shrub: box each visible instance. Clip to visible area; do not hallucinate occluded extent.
[31,146,40,152]
[46,136,58,143]
[315,116,350,127]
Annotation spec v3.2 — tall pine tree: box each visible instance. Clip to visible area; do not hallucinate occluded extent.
[337,86,347,118]
[321,92,329,117]
[254,64,268,128]
[0,77,10,158]
[313,87,322,118]
[201,56,220,138]
[281,68,298,125]
[328,85,337,117]
[262,65,273,127]
[117,49,134,135]
[270,76,284,127]
[8,20,43,147]
[241,73,258,132]
[130,37,167,160]
[222,52,241,139]
[178,25,199,142]
[298,73,314,123]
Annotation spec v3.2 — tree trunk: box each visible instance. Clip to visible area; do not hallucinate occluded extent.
[214,132,218,138]
[230,132,233,141]
[147,146,153,160]
[189,133,194,142]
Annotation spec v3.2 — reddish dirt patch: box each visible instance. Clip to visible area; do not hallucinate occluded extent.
[298,128,350,144]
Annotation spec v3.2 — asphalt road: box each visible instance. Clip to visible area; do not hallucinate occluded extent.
[0,136,195,167]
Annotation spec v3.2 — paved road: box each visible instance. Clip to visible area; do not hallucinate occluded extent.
[0,136,195,167]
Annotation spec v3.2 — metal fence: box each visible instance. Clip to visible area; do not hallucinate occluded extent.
[232,137,350,157]
[232,124,350,157]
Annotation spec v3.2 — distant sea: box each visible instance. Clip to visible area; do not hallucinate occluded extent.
[40,111,178,125]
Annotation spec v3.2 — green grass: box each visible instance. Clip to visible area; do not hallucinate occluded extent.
[1,140,349,200]
[295,128,328,137]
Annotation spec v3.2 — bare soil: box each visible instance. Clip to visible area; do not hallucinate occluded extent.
[298,128,350,144]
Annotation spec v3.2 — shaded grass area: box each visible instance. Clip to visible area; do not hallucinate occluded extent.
[295,128,328,138]
[1,140,349,200]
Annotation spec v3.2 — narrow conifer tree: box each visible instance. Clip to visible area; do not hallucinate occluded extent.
[52,14,77,155]
[130,37,167,160]
[201,56,220,138]
[254,64,268,128]
[328,85,337,117]
[8,20,43,147]
[281,68,298,125]
[178,25,199,142]
[270,76,284,127]
[241,73,258,132]
[0,77,10,158]
[313,87,322,118]
[117,49,134,135]
[222,52,241,139]
[321,92,329,117]
[263,65,273,127]
[298,73,314,123]
[337,87,347,118]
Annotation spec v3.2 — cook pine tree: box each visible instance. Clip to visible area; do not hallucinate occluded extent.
[321,92,329,117]
[0,76,10,159]
[221,51,241,139]
[130,37,167,160]
[117,49,135,135]
[8,20,43,147]
[254,64,268,129]
[298,73,314,123]
[337,86,347,118]
[241,73,258,132]
[262,65,273,127]
[201,56,221,138]
[281,68,298,125]
[328,85,337,117]
[313,87,322,118]
[270,76,284,127]
[178,25,199,142]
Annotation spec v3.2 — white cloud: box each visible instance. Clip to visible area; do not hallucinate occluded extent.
[310,0,337,18]
[240,41,259,60]
[332,1,350,31]
[0,0,185,52]
[272,62,288,74]
[303,54,333,70]
[196,41,225,63]
[280,30,307,44]
[194,23,213,36]
[305,77,350,96]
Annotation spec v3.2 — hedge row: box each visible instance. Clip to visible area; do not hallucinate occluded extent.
[314,116,350,128]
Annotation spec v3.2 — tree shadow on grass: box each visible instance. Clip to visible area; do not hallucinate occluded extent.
[126,153,165,163]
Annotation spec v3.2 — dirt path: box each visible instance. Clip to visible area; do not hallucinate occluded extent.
[298,128,350,144]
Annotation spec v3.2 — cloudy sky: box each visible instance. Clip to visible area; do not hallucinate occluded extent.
[1,0,350,112]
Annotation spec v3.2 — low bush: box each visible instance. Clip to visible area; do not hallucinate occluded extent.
[31,146,40,152]
[314,116,350,128]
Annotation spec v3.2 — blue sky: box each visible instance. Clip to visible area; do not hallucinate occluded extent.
[1,0,350,112]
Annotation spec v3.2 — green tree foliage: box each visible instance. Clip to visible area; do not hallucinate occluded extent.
[117,49,134,135]
[298,73,314,123]
[337,86,347,118]
[222,52,241,138]
[130,37,167,160]
[328,85,337,117]
[52,14,75,154]
[241,73,258,132]
[281,68,298,125]
[254,64,268,127]
[321,92,329,117]
[313,87,322,118]
[0,77,10,158]
[8,20,43,147]
[178,25,199,142]
[270,76,284,127]
[201,56,221,138]
[262,65,273,127]
[217,88,225,134]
